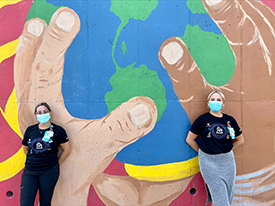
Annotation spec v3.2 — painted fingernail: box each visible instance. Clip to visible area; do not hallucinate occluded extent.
[27,20,44,36]
[205,0,223,7]
[161,41,184,65]
[128,103,151,128]
[55,11,75,32]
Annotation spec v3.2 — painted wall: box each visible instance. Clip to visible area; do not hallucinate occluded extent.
[1,0,275,205]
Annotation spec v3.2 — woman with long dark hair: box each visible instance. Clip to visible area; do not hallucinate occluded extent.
[20,102,70,206]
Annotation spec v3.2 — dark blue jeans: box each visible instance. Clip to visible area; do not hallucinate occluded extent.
[20,164,59,206]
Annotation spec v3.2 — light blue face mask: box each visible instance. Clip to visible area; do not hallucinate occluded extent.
[208,101,223,112]
[37,113,51,124]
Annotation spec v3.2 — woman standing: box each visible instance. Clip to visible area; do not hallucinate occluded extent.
[20,102,70,206]
[186,91,244,206]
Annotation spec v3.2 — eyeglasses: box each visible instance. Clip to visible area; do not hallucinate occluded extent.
[36,110,50,115]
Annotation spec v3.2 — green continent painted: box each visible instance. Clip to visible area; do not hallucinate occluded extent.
[121,41,128,56]
[187,0,207,14]
[110,0,158,23]
[181,25,235,86]
[109,0,165,121]
[26,0,61,24]
[105,64,166,122]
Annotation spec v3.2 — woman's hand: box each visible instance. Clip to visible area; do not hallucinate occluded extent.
[232,134,245,151]
[22,145,29,155]
[186,131,199,153]
[58,142,71,165]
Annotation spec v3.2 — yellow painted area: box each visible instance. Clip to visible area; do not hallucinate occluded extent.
[0,0,25,181]
[0,88,25,181]
[0,89,22,138]
[125,156,200,182]
[0,37,20,64]
[0,147,25,181]
[0,0,24,9]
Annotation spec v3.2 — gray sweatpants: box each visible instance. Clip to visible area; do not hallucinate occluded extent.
[199,149,236,206]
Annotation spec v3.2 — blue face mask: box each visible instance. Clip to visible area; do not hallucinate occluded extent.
[208,101,223,112]
[37,113,51,124]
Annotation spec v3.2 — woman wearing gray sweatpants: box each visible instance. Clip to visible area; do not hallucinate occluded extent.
[186,91,244,206]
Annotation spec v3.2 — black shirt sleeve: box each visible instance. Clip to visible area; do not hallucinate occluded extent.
[57,126,69,144]
[228,116,242,137]
[190,115,203,135]
[22,126,32,146]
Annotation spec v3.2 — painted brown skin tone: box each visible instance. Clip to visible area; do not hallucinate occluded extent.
[14,7,194,206]
[159,0,275,203]
[159,0,275,174]
[15,0,275,204]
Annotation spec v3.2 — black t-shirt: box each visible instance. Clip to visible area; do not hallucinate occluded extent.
[22,123,68,171]
[190,112,242,154]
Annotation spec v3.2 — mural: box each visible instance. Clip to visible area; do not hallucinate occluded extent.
[1,0,275,205]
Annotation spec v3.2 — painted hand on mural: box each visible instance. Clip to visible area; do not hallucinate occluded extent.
[14,7,194,206]
[159,0,275,204]
[12,0,275,205]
